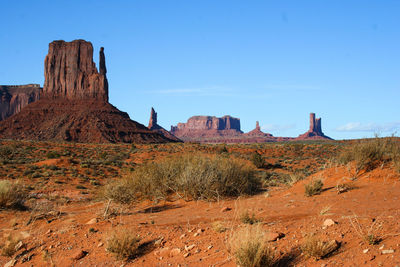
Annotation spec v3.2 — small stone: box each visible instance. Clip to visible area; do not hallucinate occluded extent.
[183,252,190,258]
[382,249,394,254]
[180,234,186,239]
[154,237,164,246]
[97,242,104,248]
[221,207,231,212]
[363,249,369,254]
[207,245,213,250]
[379,245,385,250]
[185,244,196,251]
[86,218,97,225]
[45,229,52,234]
[72,250,88,260]
[266,232,285,242]
[170,248,181,257]
[14,241,23,251]
[4,259,17,267]
[323,219,336,227]
[193,233,199,237]
[194,249,201,253]
[197,229,204,234]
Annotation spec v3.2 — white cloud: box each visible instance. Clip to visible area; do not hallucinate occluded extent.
[262,124,296,132]
[335,122,400,133]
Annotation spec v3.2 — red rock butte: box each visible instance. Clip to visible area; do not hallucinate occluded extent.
[0,40,176,143]
[296,113,332,140]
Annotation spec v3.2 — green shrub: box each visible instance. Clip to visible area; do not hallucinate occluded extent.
[0,180,27,209]
[304,179,323,197]
[251,152,264,168]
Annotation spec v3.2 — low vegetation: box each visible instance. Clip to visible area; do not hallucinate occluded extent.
[304,179,324,197]
[1,233,21,257]
[240,210,261,225]
[105,154,260,203]
[106,228,141,260]
[228,225,275,267]
[301,234,339,259]
[337,137,400,172]
[0,180,27,209]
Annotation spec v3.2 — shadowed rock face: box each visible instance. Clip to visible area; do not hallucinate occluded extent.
[43,40,108,101]
[0,40,176,143]
[0,84,42,121]
[297,113,332,140]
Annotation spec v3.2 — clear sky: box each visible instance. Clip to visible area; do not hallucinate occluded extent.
[1,0,399,140]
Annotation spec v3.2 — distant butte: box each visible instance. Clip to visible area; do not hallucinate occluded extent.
[0,40,176,143]
[296,113,332,140]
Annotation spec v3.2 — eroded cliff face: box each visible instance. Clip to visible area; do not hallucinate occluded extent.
[43,40,108,101]
[0,84,41,121]
[172,116,242,132]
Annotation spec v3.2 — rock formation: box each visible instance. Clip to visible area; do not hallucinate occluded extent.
[148,107,181,142]
[296,113,332,140]
[170,115,243,142]
[0,40,176,143]
[0,84,41,121]
[43,40,108,101]
[244,121,273,138]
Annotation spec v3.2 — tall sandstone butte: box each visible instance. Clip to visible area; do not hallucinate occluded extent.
[296,113,332,140]
[0,40,175,143]
[0,84,41,121]
[43,40,108,101]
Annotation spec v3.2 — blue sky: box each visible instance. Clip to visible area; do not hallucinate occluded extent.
[1,0,399,139]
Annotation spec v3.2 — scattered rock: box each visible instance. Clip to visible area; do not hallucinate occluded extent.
[170,248,181,257]
[193,233,199,237]
[323,219,337,227]
[154,237,164,246]
[221,207,231,212]
[266,232,285,242]
[183,252,190,258]
[185,244,196,251]
[97,242,104,248]
[14,241,23,251]
[207,245,213,250]
[180,234,186,239]
[86,218,98,225]
[72,250,88,260]
[197,229,204,234]
[382,250,395,254]
[4,259,17,267]
[363,249,369,254]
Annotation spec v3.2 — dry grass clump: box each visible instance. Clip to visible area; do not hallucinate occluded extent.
[106,228,141,260]
[304,179,323,197]
[102,179,136,205]
[129,154,260,201]
[349,216,382,245]
[212,221,227,233]
[228,225,275,267]
[301,234,339,259]
[1,233,21,257]
[337,137,400,172]
[0,180,27,209]
[240,210,261,225]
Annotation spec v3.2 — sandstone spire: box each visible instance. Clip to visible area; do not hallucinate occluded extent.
[148,107,157,129]
[297,113,332,140]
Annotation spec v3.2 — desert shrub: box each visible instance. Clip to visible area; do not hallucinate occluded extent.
[240,210,260,225]
[301,234,339,259]
[46,151,60,159]
[131,154,260,201]
[251,152,264,168]
[304,179,323,197]
[212,221,227,233]
[103,179,136,204]
[106,228,141,260]
[228,225,274,267]
[337,137,400,172]
[0,180,27,209]
[1,233,21,257]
